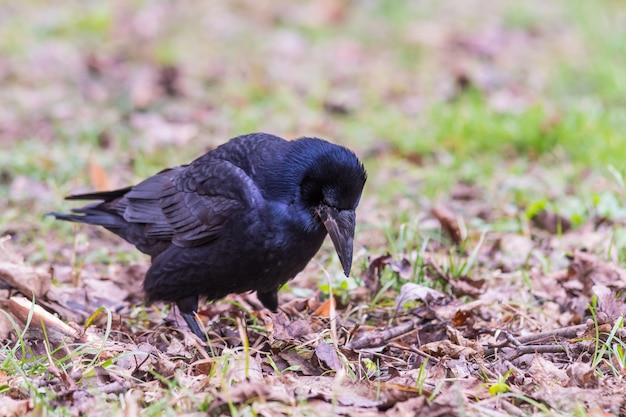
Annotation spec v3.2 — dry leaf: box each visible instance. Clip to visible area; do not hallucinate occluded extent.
[567,362,598,388]
[396,283,446,309]
[211,350,263,384]
[531,209,572,234]
[449,275,485,297]
[0,261,50,299]
[278,351,321,376]
[530,355,568,387]
[315,342,343,371]
[312,297,336,318]
[362,254,412,294]
[0,396,31,417]
[420,339,478,359]
[272,311,314,341]
[432,204,465,245]
[566,250,625,295]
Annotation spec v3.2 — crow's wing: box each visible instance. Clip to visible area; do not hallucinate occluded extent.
[123,160,263,248]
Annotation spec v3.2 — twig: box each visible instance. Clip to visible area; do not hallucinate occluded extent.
[346,318,420,350]
[504,344,568,361]
[515,323,588,344]
[484,323,591,357]
[388,341,440,364]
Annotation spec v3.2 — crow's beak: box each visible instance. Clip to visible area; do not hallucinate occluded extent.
[318,205,356,276]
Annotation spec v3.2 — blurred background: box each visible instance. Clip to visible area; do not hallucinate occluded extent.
[1,0,625,262]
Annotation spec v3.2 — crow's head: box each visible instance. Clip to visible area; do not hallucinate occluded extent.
[295,138,367,276]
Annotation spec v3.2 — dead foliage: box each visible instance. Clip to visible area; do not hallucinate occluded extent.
[4,209,626,416]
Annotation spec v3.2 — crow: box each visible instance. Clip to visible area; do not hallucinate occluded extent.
[49,133,367,341]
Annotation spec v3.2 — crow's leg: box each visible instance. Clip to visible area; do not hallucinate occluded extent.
[176,295,206,341]
[256,289,278,312]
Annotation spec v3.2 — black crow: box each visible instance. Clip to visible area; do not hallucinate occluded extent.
[50,133,367,340]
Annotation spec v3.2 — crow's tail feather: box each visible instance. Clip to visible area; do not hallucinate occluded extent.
[47,206,126,229]
[64,187,132,202]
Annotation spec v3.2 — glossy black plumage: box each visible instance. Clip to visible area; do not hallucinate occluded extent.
[50,133,367,340]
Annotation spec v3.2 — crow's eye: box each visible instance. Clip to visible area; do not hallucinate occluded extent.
[301,177,323,204]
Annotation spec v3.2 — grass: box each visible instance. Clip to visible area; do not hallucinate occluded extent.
[2,0,626,415]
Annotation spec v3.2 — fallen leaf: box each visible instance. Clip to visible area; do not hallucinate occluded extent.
[395,282,446,309]
[362,254,412,294]
[566,250,625,296]
[0,261,50,299]
[420,339,478,359]
[278,351,321,376]
[315,342,343,371]
[449,275,485,298]
[531,209,572,234]
[312,297,336,318]
[432,204,465,245]
[0,396,30,417]
[272,311,314,341]
[287,375,382,408]
[567,362,598,388]
[530,355,568,387]
[210,350,263,384]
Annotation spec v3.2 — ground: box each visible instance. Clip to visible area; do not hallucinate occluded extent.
[1,1,626,416]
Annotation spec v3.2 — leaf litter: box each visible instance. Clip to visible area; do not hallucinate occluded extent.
[5,187,626,416]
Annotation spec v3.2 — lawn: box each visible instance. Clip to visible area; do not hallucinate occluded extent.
[2,1,626,416]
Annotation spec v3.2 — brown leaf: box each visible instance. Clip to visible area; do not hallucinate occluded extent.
[278,351,322,376]
[567,362,598,388]
[387,396,428,417]
[312,297,336,318]
[420,339,478,359]
[0,259,50,299]
[361,254,390,293]
[272,311,314,341]
[432,204,465,245]
[396,283,446,309]
[43,277,129,324]
[452,309,472,327]
[0,396,31,416]
[531,209,572,234]
[208,380,280,414]
[417,386,463,417]
[191,358,214,376]
[362,254,412,294]
[283,375,382,408]
[566,250,624,296]
[276,297,309,316]
[447,327,482,352]
[315,342,343,371]
[530,355,568,387]
[449,275,485,298]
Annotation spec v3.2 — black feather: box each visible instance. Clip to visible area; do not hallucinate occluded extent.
[49,132,367,341]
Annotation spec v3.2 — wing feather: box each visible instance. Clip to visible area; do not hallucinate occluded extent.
[158,159,262,247]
